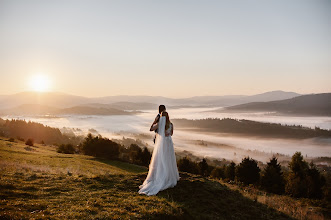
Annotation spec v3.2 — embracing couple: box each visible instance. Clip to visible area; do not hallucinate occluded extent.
[138,105,180,196]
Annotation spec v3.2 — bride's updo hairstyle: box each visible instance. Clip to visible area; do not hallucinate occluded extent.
[162,111,171,131]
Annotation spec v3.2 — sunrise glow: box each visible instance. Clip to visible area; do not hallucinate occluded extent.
[28,74,51,92]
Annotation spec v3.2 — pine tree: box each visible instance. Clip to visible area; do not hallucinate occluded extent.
[286,152,309,197]
[306,162,326,198]
[198,158,209,176]
[225,162,236,181]
[261,156,285,194]
[235,157,260,185]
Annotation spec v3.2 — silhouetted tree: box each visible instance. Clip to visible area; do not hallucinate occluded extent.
[57,143,75,154]
[236,157,260,185]
[285,152,309,197]
[140,147,152,167]
[286,153,326,199]
[198,158,209,176]
[306,162,326,199]
[211,166,225,179]
[128,144,143,164]
[81,133,120,159]
[225,162,236,181]
[261,156,285,194]
[177,157,198,174]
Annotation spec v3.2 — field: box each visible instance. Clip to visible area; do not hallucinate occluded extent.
[0,138,326,219]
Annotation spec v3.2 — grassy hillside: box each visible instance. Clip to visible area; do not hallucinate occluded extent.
[1,138,323,219]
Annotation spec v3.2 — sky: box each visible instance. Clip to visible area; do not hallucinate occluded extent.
[0,0,330,98]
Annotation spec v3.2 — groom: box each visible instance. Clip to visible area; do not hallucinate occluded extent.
[150,105,166,143]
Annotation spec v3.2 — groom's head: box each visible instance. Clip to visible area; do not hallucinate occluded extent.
[159,105,166,114]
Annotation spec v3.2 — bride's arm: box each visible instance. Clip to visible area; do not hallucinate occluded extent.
[165,123,173,136]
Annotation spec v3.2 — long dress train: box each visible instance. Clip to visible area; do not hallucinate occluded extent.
[138,116,180,196]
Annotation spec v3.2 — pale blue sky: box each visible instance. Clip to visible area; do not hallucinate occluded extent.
[0,0,330,97]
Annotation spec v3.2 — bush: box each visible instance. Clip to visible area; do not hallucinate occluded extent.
[81,133,120,160]
[236,157,260,185]
[198,158,209,176]
[177,157,198,174]
[8,138,15,142]
[141,147,152,167]
[261,156,285,194]
[25,138,34,146]
[128,144,142,163]
[224,162,236,181]
[127,144,152,167]
[211,166,225,179]
[57,144,75,154]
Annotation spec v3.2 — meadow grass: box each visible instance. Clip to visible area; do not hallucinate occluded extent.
[0,137,313,219]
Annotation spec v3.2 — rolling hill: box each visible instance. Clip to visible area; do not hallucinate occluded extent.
[216,93,331,116]
[0,138,296,219]
[0,104,134,116]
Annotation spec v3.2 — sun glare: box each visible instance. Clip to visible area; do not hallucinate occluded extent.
[28,74,51,92]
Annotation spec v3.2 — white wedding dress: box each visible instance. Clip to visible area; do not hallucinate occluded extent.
[138,116,180,196]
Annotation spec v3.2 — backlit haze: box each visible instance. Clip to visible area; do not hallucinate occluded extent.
[1,0,330,98]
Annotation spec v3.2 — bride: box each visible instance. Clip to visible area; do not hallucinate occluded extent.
[138,111,180,196]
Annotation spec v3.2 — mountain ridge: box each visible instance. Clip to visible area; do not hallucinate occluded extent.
[216,93,331,116]
[0,90,301,110]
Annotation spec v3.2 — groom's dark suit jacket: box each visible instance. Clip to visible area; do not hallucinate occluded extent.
[153,113,160,143]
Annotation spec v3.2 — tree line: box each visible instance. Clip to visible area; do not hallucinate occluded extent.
[57,133,152,167]
[173,118,331,139]
[0,118,82,145]
[177,152,327,199]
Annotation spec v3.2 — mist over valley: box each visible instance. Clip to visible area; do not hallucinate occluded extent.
[1,91,330,165]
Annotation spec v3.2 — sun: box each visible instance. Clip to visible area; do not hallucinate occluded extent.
[28,74,51,92]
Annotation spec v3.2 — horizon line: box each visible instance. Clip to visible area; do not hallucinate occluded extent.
[0,89,312,99]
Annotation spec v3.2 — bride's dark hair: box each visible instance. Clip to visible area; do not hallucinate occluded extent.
[162,111,171,131]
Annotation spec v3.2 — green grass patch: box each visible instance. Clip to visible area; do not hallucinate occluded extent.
[0,138,294,219]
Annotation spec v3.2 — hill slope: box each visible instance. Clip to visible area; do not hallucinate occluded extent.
[217,93,331,116]
[0,138,293,219]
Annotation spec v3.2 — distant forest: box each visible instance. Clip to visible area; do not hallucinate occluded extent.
[173,118,331,139]
[0,118,83,145]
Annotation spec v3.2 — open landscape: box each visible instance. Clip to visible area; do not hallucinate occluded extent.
[1,91,330,165]
[1,137,329,219]
[1,0,330,219]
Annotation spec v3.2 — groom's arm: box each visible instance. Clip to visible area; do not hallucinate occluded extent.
[150,114,160,131]
[150,123,158,131]
[153,114,160,124]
